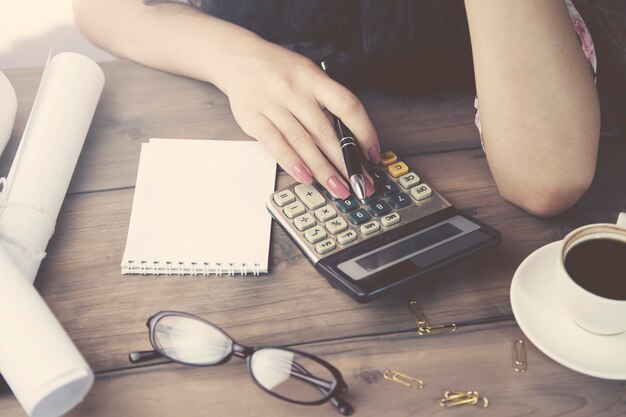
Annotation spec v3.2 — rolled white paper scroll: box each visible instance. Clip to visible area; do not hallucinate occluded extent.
[0,53,104,417]
[0,246,94,417]
[0,52,104,282]
[0,70,17,157]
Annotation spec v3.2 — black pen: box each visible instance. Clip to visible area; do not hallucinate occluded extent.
[320,61,367,203]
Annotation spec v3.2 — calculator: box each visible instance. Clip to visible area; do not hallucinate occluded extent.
[267,151,501,302]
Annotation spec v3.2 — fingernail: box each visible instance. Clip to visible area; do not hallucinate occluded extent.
[368,145,381,164]
[327,176,350,200]
[293,164,313,184]
[365,176,375,197]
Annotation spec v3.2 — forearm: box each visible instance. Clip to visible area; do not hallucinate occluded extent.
[73,0,262,92]
[465,0,600,216]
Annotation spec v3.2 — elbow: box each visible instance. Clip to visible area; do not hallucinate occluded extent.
[498,174,594,218]
[73,0,95,41]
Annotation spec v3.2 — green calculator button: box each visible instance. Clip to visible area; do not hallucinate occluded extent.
[368,200,391,217]
[370,169,387,184]
[377,181,399,197]
[389,192,412,209]
[335,196,359,213]
[348,208,371,225]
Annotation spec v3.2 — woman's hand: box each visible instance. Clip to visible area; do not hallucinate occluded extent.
[220,37,379,199]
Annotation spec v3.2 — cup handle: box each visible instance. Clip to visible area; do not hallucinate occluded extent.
[617,212,626,228]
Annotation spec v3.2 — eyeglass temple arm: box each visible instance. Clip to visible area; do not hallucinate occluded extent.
[129,349,163,364]
[291,362,353,416]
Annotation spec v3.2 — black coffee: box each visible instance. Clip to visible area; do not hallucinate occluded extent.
[564,238,626,300]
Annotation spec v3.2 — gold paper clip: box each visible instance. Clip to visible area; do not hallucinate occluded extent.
[514,339,527,373]
[439,390,489,408]
[383,370,424,389]
[408,300,457,335]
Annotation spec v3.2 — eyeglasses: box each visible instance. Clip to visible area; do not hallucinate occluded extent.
[129,311,354,415]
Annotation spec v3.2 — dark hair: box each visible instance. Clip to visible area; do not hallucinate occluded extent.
[150,0,475,93]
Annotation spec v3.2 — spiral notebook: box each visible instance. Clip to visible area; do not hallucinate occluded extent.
[121,138,277,276]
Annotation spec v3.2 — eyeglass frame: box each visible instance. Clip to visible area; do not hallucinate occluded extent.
[128,311,354,415]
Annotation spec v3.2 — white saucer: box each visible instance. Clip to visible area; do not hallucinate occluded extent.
[510,241,626,380]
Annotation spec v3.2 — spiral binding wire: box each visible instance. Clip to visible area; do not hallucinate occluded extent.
[123,260,262,276]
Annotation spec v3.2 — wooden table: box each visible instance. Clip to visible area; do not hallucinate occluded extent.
[0,59,624,417]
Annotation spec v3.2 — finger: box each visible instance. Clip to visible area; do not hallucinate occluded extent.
[239,112,314,185]
[293,100,376,197]
[291,99,349,178]
[313,77,381,164]
[267,108,351,200]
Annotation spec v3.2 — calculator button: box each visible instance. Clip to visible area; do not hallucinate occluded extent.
[315,205,337,222]
[368,200,392,217]
[294,213,316,231]
[411,184,433,201]
[315,238,336,254]
[399,172,420,189]
[370,169,387,184]
[380,151,398,166]
[273,190,295,207]
[388,161,409,178]
[377,181,400,197]
[325,217,348,235]
[337,230,358,245]
[361,193,380,205]
[283,201,305,219]
[305,225,327,243]
[348,208,371,225]
[295,184,326,210]
[381,212,401,227]
[360,220,381,236]
[335,196,359,213]
[389,192,412,209]
[326,191,340,202]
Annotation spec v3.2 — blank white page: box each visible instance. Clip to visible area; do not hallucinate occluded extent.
[121,139,276,275]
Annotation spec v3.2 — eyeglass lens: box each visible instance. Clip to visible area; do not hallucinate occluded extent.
[151,315,339,404]
[250,348,337,403]
[153,315,233,365]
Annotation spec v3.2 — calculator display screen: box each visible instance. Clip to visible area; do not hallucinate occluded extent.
[356,223,462,271]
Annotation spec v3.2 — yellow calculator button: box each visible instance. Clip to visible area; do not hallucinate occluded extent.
[380,151,398,166]
[388,161,409,178]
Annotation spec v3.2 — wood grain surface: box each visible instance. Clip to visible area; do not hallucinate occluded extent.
[0,58,624,416]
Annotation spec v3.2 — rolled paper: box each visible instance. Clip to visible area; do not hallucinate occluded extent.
[0,52,104,282]
[0,245,94,417]
[0,53,104,417]
[0,70,17,157]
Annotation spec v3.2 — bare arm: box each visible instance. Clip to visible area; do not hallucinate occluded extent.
[73,0,379,199]
[465,0,600,217]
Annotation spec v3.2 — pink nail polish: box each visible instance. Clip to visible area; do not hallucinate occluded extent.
[368,144,381,164]
[293,164,313,184]
[327,176,350,200]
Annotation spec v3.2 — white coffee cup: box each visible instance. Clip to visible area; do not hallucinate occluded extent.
[555,212,626,335]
